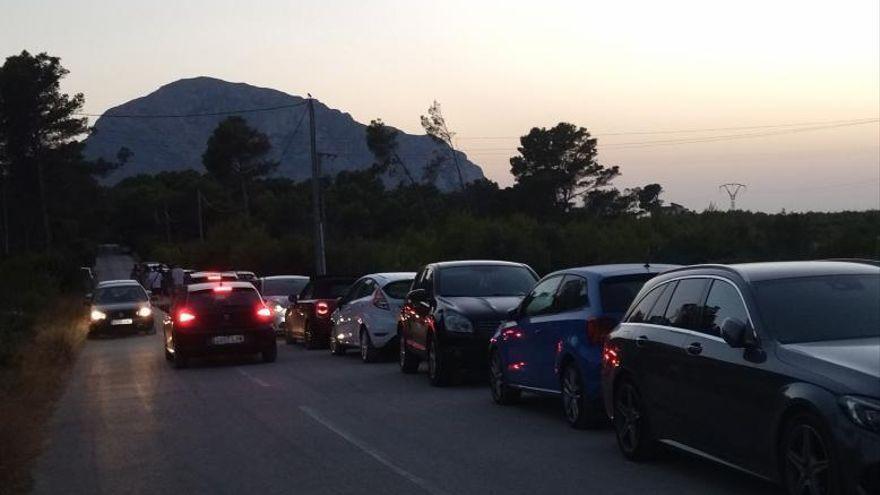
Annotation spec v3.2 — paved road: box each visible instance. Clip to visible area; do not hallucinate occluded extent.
[32,255,778,494]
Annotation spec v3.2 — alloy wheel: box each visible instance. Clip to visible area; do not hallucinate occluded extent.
[614,383,643,454]
[784,423,831,495]
[360,334,368,361]
[561,367,582,424]
[399,334,406,366]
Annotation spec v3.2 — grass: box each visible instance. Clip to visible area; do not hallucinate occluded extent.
[0,297,89,495]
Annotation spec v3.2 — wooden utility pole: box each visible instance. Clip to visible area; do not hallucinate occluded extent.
[308,96,327,276]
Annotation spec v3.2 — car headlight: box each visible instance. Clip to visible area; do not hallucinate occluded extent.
[840,396,880,433]
[137,306,152,318]
[90,309,107,321]
[274,304,285,314]
[444,311,473,333]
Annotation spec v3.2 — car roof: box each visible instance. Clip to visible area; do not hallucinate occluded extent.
[190,271,237,277]
[430,260,531,269]
[260,275,309,281]
[660,261,880,283]
[187,281,256,292]
[362,272,417,282]
[548,263,681,279]
[235,270,256,275]
[96,279,141,288]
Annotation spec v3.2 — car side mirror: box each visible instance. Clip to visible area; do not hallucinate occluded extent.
[407,288,426,303]
[720,318,751,348]
[288,294,298,304]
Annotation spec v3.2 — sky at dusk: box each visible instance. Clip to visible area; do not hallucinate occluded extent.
[2,0,878,212]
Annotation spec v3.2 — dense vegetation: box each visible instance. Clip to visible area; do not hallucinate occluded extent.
[0,50,877,361]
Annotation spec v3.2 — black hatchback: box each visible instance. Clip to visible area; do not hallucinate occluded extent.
[601,261,880,495]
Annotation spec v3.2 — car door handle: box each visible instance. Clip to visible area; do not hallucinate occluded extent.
[686,342,703,355]
[636,335,649,347]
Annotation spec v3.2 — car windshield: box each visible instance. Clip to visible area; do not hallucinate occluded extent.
[437,265,536,297]
[95,286,147,304]
[754,274,880,343]
[262,278,308,296]
[600,274,657,313]
[383,279,413,299]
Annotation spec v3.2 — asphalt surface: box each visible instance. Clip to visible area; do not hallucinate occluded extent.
[32,255,779,494]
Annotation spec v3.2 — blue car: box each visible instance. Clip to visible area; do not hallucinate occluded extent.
[488,263,678,428]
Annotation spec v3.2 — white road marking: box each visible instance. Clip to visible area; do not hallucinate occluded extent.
[299,405,449,495]
[236,367,271,387]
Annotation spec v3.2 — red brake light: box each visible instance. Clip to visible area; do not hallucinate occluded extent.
[256,305,272,319]
[586,317,616,345]
[213,285,233,293]
[372,289,389,310]
[177,309,196,325]
[315,301,330,317]
[602,341,620,368]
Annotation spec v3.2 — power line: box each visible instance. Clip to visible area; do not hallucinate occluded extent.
[455,117,879,141]
[277,105,310,161]
[76,101,308,119]
[459,119,879,154]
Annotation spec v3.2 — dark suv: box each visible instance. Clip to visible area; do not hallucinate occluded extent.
[601,261,880,495]
[398,260,538,386]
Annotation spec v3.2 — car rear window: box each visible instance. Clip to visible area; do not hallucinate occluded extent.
[188,287,261,311]
[382,279,413,299]
[754,274,880,343]
[600,274,656,313]
[262,278,309,296]
[302,279,355,299]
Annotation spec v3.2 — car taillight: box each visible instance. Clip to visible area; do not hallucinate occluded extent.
[586,317,616,345]
[602,341,620,368]
[177,309,196,325]
[315,301,330,317]
[372,289,389,310]
[256,305,272,320]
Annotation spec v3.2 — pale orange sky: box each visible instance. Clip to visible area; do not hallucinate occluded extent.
[2,0,878,211]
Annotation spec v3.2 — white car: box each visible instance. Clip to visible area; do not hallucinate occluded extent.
[330,272,415,362]
[257,275,310,334]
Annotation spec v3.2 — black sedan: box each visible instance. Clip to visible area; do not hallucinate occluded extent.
[601,261,880,495]
[398,260,538,386]
[163,281,277,368]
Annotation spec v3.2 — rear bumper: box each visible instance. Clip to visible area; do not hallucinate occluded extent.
[307,317,334,340]
[174,327,276,356]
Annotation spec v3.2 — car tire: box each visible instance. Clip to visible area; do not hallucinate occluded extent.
[398,330,419,374]
[164,346,173,361]
[489,350,520,405]
[612,378,655,461]
[330,335,345,356]
[561,363,600,429]
[262,343,277,363]
[427,337,451,387]
[780,413,839,495]
[172,347,189,369]
[360,328,379,363]
[303,323,317,350]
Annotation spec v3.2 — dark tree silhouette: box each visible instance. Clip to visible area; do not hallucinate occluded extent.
[0,51,89,249]
[202,116,277,218]
[366,119,416,186]
[420,101,465,190]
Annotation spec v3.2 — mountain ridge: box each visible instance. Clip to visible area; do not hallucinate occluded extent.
[84,77,484,190]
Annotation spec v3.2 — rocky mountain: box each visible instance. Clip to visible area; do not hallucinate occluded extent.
[83,77,484,190]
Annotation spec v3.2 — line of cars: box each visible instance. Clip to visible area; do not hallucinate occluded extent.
[94,257,878,495]
[283,259,877,495]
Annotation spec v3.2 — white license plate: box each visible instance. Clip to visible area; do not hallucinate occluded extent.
[212,335,245,345]
[111,318,133,325]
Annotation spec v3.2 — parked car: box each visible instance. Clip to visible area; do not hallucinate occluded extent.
[257,275,310,335]
[601,261,880,495]
[488,264,678,427]
[330,272,416,362]
[87,280,155,336]
[235,271,258,282]
[163,281,277,368]
[284,276,357,349]
[398,260,538,386]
